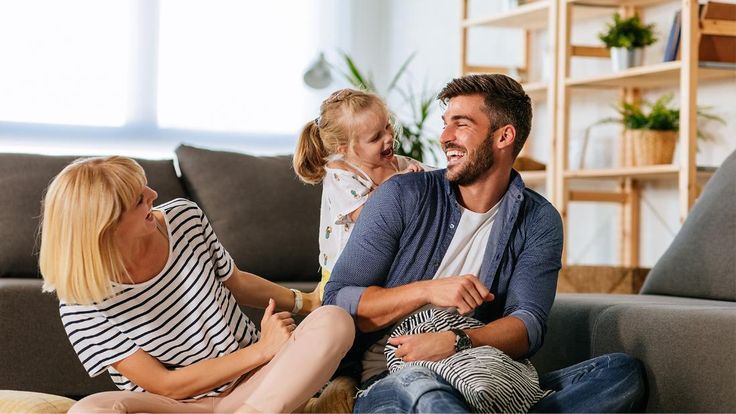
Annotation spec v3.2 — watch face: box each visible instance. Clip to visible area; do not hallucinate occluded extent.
[453,329,472,352]
[457,335,472,351]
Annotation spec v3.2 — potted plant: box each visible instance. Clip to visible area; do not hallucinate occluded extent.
[598,13,657,71]
[606,95,724,166]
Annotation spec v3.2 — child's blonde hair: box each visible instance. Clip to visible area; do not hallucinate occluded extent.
[39,156,146,305]
[293,88,391,184]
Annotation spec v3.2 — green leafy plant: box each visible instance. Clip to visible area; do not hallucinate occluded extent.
[600,94,725,141]
[598,13,657,49]
[333,52,438,163]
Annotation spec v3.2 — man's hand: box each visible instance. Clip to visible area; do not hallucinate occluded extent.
[422,275,494,315]
[388,331,456,362]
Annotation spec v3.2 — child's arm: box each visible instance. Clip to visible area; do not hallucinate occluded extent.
[111,299,292,400]
[224,267,320,314]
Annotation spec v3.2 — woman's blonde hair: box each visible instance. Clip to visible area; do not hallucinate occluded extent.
[39,156,146,305]
[293,88,392,184]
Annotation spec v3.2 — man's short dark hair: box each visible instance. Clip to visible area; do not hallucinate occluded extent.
[438,74,532,158]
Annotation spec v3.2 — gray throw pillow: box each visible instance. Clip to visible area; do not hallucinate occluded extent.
[174,145,321,283]
[0,153,185,279]
[641,150,736,301]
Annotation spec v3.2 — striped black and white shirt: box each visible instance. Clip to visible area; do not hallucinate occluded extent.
[60,198,258,398]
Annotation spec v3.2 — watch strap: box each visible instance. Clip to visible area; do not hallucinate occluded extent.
[290,288,303,314]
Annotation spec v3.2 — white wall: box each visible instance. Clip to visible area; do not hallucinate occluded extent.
[358,0,736,267]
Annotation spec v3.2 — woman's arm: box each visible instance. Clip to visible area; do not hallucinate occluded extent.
[224,267,320,314]
[112,299,294,400]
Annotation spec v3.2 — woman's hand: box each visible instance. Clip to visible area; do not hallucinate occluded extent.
[255,299,295,359]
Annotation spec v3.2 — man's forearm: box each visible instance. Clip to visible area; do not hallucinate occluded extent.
[466,316,529,359]
[355,282,429,332]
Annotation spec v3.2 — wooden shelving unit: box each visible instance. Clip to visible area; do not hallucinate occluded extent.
[460,0,735,267]
[555,0,735,267]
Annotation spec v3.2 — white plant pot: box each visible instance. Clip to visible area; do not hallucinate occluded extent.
[610,47,644,71]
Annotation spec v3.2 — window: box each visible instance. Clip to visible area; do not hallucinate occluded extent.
[0,0,332,156]
[0,0,129,126]
[157,0,318,134]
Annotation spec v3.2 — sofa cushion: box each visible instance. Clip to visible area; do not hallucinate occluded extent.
[0,390,76,414]
[534,293,736,412]
[0,279,116,397]
[591,300,736,412]
[0,153,186,279]
[640,150,736,301]
[175,145,321,282]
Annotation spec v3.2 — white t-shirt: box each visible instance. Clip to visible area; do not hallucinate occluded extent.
[360,201,501,382]
[60,199,258,398]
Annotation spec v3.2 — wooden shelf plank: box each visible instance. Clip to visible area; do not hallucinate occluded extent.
[567,0,671,7]
[462,1,550,30]
[462,1,610,31]
[521,170,548,184]
[564,165,717,180]
[523,81,549,101]
[566,61,736,89]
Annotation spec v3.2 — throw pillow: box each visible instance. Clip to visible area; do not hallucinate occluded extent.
[175,145,321,282]
[385,308,552,413]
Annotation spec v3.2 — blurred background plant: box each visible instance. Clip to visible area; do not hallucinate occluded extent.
[603,94,724,143]
[333,52,439,163]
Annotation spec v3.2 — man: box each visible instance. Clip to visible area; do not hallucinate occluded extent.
[324,74,645,413]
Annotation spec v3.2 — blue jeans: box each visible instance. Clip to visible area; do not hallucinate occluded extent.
[529,353,647,413]
[353,353,646,413]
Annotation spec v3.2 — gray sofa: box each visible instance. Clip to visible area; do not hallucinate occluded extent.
[532,150,736,412]
[1,144,734,412]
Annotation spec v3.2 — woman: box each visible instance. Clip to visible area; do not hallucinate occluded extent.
[39,156,354,413]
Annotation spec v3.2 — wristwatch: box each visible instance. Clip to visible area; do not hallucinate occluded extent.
[451,328,472,353]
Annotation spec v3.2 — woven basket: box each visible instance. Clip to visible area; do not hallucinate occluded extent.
[629,129,677,166]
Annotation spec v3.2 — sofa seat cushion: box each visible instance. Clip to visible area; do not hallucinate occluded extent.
[591,299,736,413]
[532,293,736,373]
[0,390,76,414]
[175,145,322,283]
[0,153,186,279]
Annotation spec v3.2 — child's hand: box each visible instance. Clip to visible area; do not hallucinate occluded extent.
[400,163,423,174]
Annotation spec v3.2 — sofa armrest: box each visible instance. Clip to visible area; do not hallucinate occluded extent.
[533,293,736,412]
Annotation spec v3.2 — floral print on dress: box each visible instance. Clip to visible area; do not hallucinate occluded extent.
[325,226,332,240]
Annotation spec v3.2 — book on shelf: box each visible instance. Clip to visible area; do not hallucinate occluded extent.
[663,10,681,62]
[664,1,736,66]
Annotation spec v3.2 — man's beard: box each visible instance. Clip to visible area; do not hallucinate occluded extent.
[446,131,495,186]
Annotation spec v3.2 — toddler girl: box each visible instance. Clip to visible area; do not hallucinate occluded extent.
[293,89,430,299]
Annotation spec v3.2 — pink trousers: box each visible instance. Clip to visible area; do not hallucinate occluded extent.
[69,305,354,413]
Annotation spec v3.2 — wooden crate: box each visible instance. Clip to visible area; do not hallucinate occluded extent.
[557,266,650,294]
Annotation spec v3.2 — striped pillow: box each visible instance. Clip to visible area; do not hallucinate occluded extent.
[385,308,553,413]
